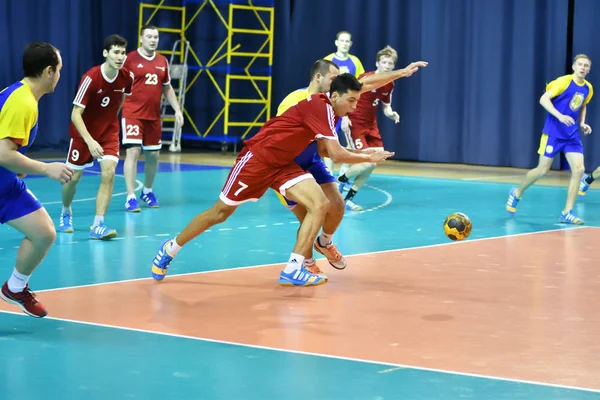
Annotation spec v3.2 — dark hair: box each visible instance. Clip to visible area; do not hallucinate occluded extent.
[140,24,158,36]
[103,34,128,52]
[22,42,60,78]
[336,31,351,40]
[329,73,363,96]
[310,59,339,80]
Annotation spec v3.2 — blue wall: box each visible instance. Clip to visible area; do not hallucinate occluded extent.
[1,0,599,170]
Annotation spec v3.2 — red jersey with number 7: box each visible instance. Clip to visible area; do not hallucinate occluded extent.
[69,65,134,141]
[122,49,171,120]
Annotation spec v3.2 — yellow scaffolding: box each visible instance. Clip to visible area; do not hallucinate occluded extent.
[139,0,274,149]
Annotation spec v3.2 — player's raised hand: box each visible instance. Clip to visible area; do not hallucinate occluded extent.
[45,163,74,184]
[558,114,575,127]
[390,111,400,123]
[86,139,105,158]
[368,150,395,162]
[581,123,592,134]
[403,61,428,77]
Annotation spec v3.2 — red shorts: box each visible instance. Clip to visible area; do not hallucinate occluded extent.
[351,126,383,150]
[121,117,162,150]
[219,147,313,206]
[65,137,120,170]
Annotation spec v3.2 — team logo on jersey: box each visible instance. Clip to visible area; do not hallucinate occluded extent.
[97,89,103,94]
[156,66,165,71]
[569,92,585,111]
[137,63,143,68]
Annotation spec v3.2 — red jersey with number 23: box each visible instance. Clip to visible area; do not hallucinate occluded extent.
[122,49,171,120]
[70,65,133,141]
[244,93,339,168]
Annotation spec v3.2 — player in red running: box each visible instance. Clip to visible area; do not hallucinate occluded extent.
[150,60,427,287]
[59,34,134,240]
[337,46,401,211]
[122,24,184,212]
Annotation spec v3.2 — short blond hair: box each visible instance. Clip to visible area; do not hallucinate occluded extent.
[574,54,591,64]
[376,45,398,63]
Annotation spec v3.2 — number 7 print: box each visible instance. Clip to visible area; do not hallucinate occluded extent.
[234,181,248,196]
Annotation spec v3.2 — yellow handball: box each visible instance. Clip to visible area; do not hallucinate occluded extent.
[443,212,472,241]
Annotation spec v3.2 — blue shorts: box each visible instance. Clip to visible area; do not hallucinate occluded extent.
[0,179,43,224]
[538,134,583,158]
[276,143,336,209]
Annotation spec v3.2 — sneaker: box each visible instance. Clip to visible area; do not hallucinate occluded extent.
[141,191,159,208]
[579,173,590,196]
[152,240,175,281]
[0,282,47,318]
[89,223,117,240]
[559,210,584,225]
[125,197,141,212]
[506,187,520,215]
[278,266,326,286]
[345,199,363,211]
[304,259,327,280]
[338,181,351,193]
[313,238,347,270]
[59,212,74,233]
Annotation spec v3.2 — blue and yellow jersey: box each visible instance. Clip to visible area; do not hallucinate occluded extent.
[0,81,39,195]
[542,74,593,139]
[323,53,365,78]
[276,87,310,116]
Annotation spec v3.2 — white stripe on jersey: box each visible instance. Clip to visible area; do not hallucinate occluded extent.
[326,104,337,137]
[74,76,92,105]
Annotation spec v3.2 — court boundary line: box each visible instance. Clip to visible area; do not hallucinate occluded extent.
[35,225,588,293]
[0,308,598,394]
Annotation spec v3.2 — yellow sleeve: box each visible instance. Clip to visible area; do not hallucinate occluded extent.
[323,53,334,61]
[585,81,594,104]
[350,55,365,77]
[276,90,307,116]
[0,90,37,146]
[545,75,572,98]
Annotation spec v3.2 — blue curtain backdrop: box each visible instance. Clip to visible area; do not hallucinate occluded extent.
[1,0,599,170]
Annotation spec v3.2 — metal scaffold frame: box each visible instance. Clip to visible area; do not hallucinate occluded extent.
[139,0,274,152]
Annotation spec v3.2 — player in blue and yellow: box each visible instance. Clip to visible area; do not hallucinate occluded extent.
[0,42,74,318]
[323,31,365,78]
[506,54,593,224]
[275,59,348,278]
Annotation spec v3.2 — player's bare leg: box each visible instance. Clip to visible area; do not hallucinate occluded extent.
[313,182,347,269]
[89,159,118,239]
[150,199,237,281]
[560,152,585,224]
[506,155,553,215]
[338,162,377,211]
[123,146,142,212]
[140,149,160,208]
[59,169,84,233]
[2,208,56,318]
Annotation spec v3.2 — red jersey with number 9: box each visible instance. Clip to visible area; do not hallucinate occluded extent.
[69,65,134,141]
[122,49,171,121]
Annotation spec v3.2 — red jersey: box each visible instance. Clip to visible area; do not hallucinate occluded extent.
[122,49,171,120]
[350,71,394,128]
[70,65,133,141]
[244,93,338,167]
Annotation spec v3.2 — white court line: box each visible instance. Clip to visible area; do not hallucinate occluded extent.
[461,174,523,181]
[0,309,597,394]
[41,171,143,205]
[36,225,588,294]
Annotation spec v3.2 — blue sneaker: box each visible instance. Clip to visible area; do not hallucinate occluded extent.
[125,197,141,212]
[89,223,117,240]
[278,266,326,286]
[506,187,520,215]
[152,240,175,281]
[140,191,159,208]
[59,212,73,233]
[579,173,590,196]
[559,210,584,225]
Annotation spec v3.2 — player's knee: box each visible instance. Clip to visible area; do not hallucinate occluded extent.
[328,192,345,216]
[34,221,56,248]
[100,169,116,185]
[210,203,235,224]
[311,194,330,216]
[535,164,551,177]
[126,146,142,159]
[571,163,585,176]
[144,150,160,162]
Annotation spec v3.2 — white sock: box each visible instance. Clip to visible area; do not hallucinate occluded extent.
[93,215,104,226]
[62,206,72,214]
[166,238,182,256]
[318,232,333,247]
[304,258,315,265]
[127,194,136,201]
[143,187,152,195]
[283,253,304,273]
[7,268,30,293]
